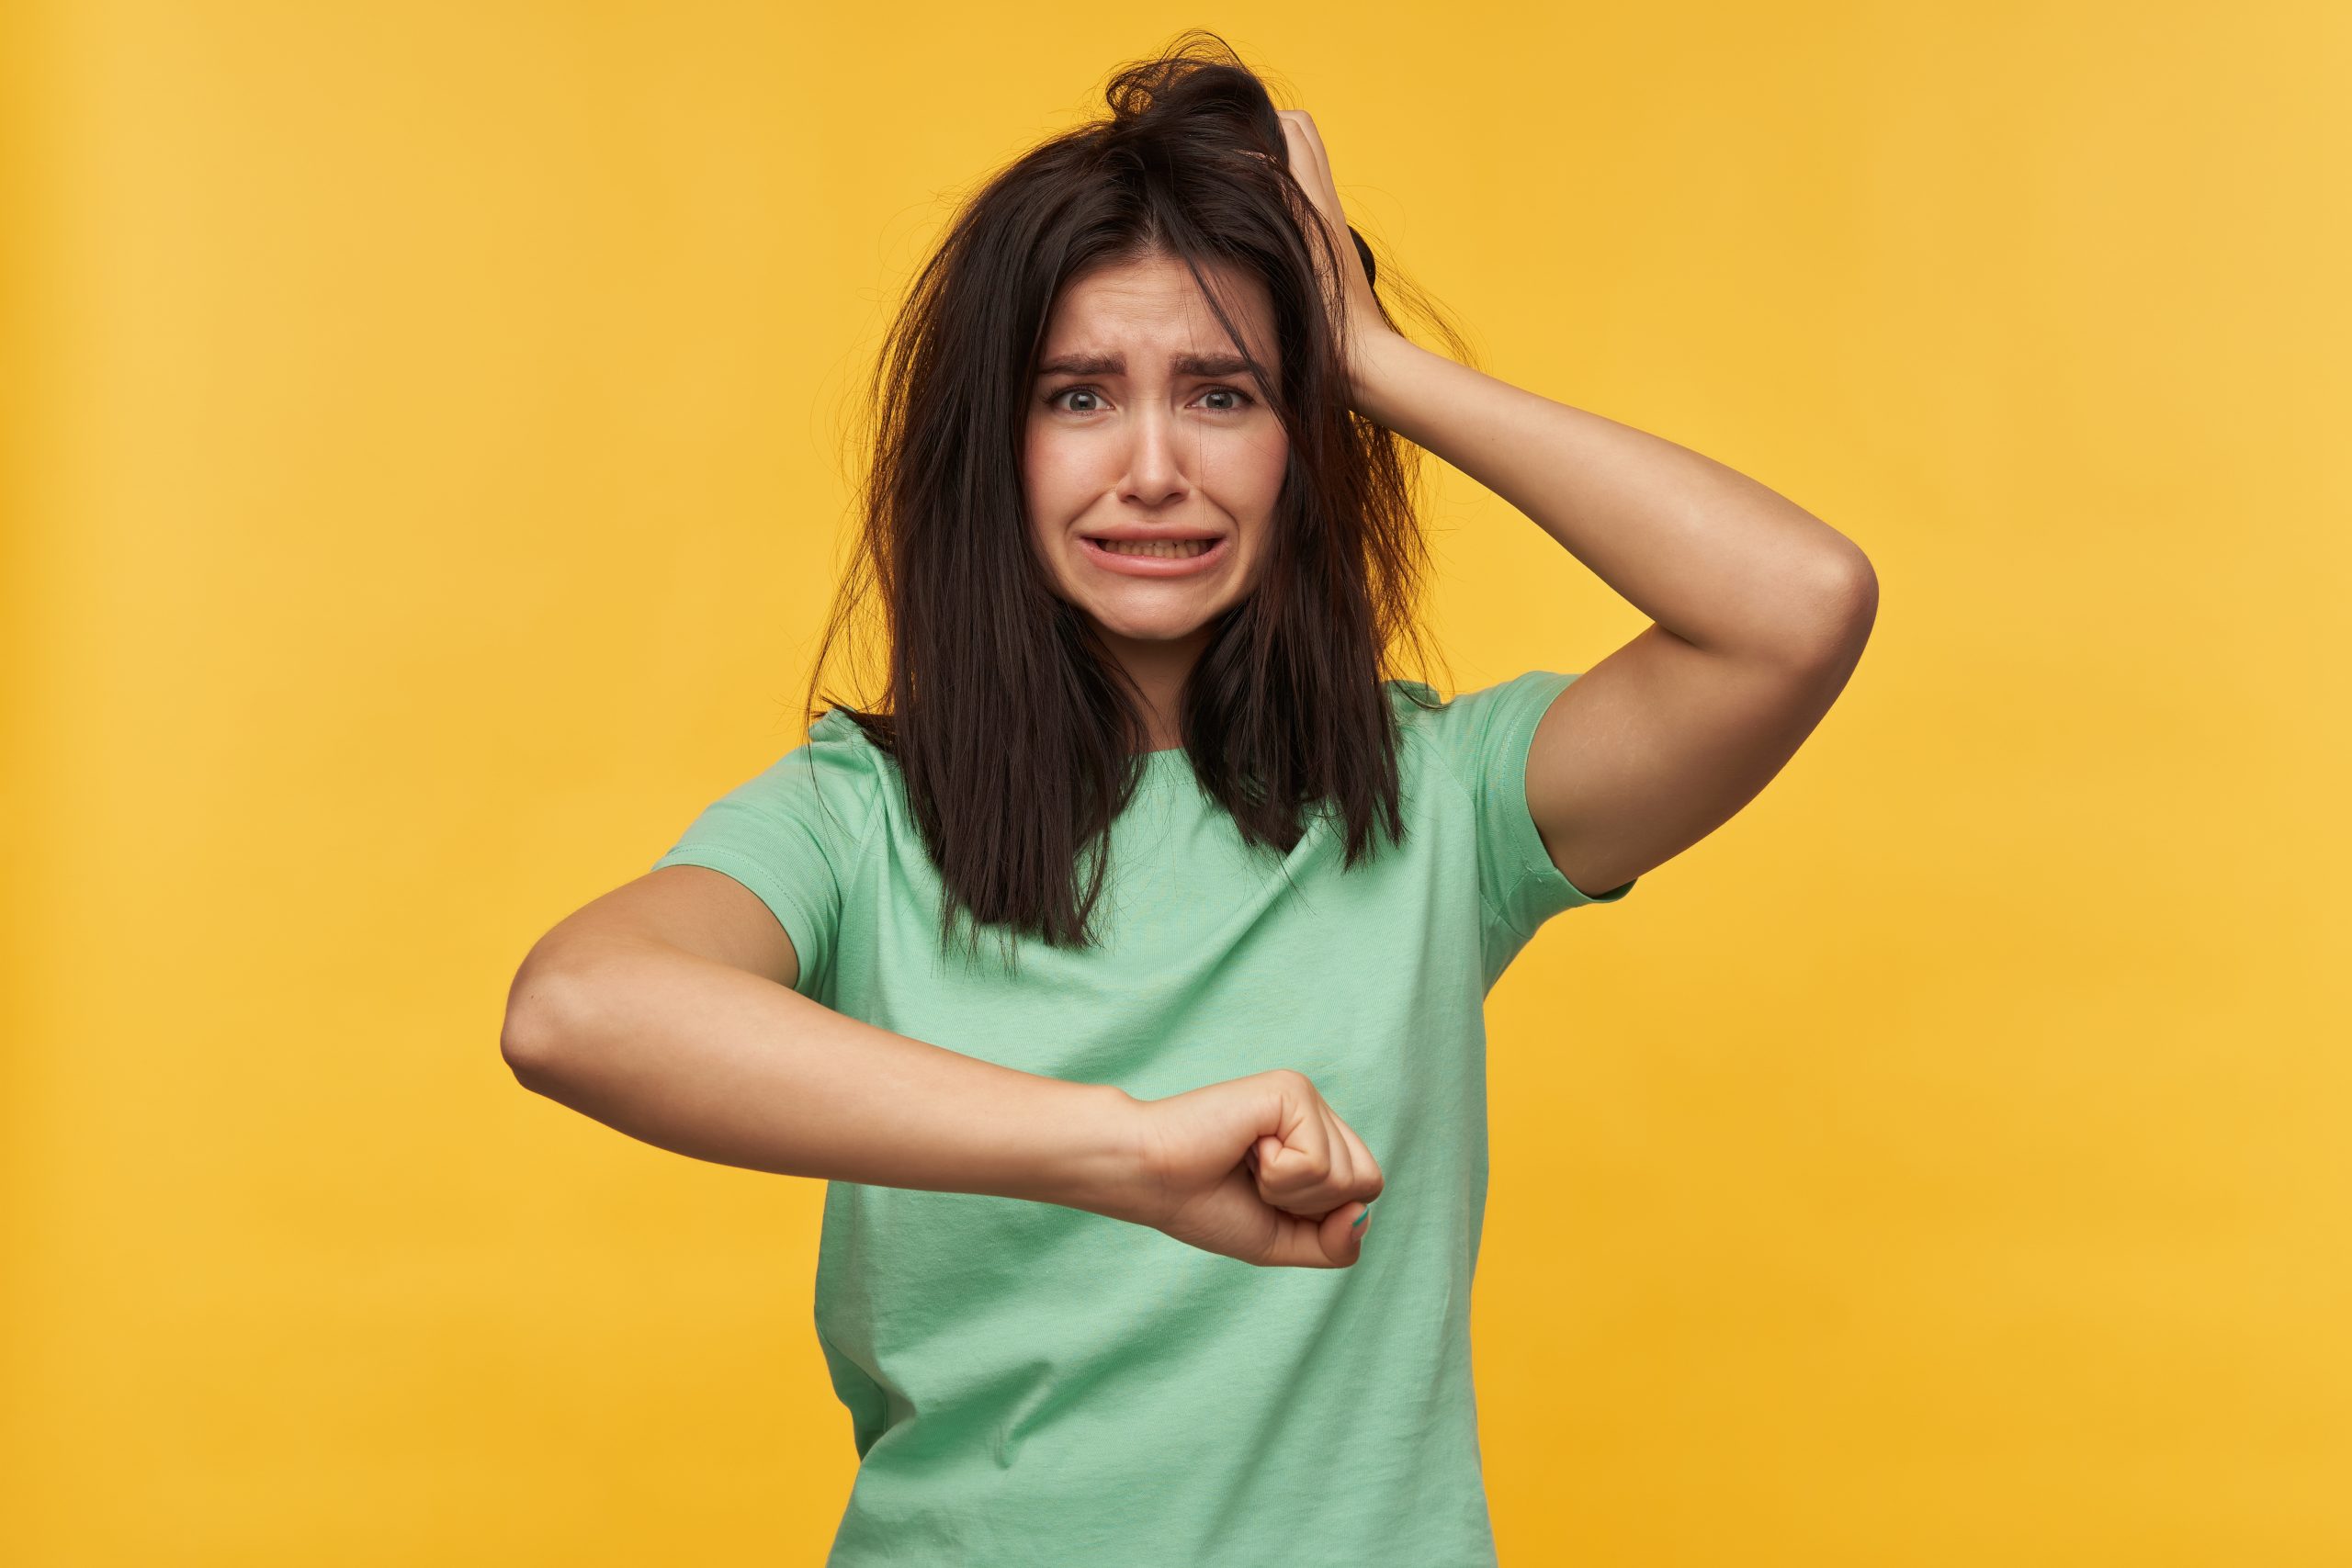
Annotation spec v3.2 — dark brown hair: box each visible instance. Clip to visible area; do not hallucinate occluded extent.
[802,28,1475,964]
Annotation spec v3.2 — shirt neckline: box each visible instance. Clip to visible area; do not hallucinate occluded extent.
[1133,745,1193,791]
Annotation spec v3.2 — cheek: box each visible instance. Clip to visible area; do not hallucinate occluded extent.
[1023,425,1096,522]
[1223,429,1290,526]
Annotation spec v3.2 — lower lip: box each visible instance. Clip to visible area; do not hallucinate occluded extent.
[1079,536,1230,578]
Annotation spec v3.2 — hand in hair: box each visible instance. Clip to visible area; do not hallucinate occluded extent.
[1269,108,1392,407]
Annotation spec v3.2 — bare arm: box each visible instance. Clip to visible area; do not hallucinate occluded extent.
[502,937,1147,1219]
[1277,108,1875,899]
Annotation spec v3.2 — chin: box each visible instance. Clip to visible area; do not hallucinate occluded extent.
[1081,604,1223,645]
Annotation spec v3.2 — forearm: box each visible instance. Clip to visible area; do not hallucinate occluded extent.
[1351,328,1869,662]
[503,941,1144,1217]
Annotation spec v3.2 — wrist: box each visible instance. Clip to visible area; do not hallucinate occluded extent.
[1347,326,1419,428]
[1047,1082,1159,1224]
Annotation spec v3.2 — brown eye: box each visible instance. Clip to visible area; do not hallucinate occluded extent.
[1054,388,1103,412]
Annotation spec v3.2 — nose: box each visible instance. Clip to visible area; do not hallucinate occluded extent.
[1118,399,1189,508]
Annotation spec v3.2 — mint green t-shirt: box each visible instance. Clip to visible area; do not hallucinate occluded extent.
[649,671,1634,1566]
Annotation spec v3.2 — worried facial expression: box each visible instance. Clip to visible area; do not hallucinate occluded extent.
[1023,251,1290,654]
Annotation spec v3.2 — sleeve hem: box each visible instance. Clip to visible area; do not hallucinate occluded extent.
[1491,671,1636,935]
[649,843,835,998]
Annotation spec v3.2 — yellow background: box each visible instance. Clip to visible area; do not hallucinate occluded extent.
[6,3,2346,1563]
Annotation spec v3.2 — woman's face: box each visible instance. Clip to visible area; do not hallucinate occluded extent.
[1023,251,1289,656]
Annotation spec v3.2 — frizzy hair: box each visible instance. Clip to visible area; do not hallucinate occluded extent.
[798,28,1477,968]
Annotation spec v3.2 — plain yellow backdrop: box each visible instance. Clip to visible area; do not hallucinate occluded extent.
[5,3,2346,1563]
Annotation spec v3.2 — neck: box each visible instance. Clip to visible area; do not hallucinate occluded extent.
[1098,625,1212,752]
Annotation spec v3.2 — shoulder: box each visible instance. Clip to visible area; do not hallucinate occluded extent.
[803,705,893,791]
[1383,674,1449,744]
[1382,677,1469,801]
[1383,676,1448,739]
[723,707,894,848]
[806,705,884,761]
[1383,671,1574,786]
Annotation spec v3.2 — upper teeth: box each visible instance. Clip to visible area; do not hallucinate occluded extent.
[1099,538,1213,558]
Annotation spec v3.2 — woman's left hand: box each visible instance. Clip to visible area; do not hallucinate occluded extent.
[1271,109,1393,408]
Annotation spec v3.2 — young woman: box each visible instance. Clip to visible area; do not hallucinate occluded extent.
[503,33,1874,1568]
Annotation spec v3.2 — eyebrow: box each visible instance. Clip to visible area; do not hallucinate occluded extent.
[1035,350,1263,379]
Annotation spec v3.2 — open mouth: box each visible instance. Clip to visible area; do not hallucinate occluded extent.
[1083,536,1220,559]
[1077,534,1230,576]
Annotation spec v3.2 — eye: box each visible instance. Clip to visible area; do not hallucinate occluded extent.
[1044,384,1256,415]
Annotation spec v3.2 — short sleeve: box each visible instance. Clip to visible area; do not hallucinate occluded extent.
[1408,670,1635,976]
[647,711,884,999]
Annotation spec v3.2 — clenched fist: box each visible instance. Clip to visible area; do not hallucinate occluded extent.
[1112,1068,1384,1268]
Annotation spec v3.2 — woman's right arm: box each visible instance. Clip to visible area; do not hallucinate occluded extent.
[502,866,1381,1267]
[501,937,1148,1220]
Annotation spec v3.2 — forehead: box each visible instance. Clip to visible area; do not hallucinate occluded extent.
[1039,252,1277,365]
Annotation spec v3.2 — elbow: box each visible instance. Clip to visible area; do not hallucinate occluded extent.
[1781,547,1877,671]
[500,958,587,1089]
[1829,547,1878,631]
[501,1013,561,1092]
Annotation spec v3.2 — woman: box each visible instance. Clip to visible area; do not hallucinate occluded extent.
[503,31,1875,1568]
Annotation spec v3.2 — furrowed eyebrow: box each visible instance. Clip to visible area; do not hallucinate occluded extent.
[1035,350,1262,379]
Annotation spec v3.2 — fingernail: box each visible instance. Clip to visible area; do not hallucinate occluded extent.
[1351,1205,1371,1231]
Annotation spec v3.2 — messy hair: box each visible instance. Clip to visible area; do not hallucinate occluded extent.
[803,28,1475,961]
